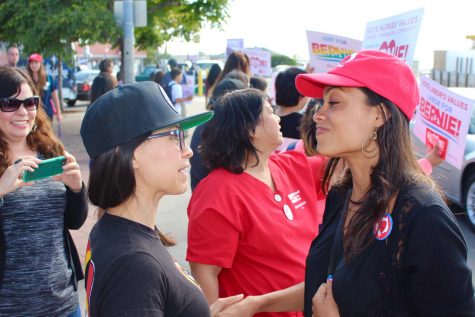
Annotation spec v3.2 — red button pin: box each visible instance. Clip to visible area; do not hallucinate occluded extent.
[373,213,393,240]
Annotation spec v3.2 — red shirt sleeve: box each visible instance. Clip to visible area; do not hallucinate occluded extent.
[186,172,243,268]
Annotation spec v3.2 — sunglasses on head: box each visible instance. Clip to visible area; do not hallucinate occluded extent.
[0,96,40,112]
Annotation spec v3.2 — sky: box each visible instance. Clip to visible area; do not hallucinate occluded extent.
[166,0,475,71]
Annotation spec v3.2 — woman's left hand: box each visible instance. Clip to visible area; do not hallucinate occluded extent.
[53,151,82,192]
[312,279,340,317]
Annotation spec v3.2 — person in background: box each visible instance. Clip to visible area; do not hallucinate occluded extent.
[190,78,246,191]
[205,63,222,106]
[81,81,242,316]
[168,69,192,117]
[90,58,117,105]
[26,53,62,124]
[0,66,87,317]
[161,58,187,88]
[274,67,308,140]
[6,45,19,68]
[250,76,268,92]
[208,51,251,100]
[187,88,326,317]
[152,69,165,87]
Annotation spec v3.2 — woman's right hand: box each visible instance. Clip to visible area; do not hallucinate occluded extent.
[0,156,41,196]
[214,295,260,317]
[210,294,244,316]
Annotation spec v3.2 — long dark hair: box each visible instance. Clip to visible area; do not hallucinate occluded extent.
[0,67,64,175]
[201,88,265,174]
[322,87,438,260]
[88,133,175,246]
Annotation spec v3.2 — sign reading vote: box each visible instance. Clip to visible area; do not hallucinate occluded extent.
[413,76,474,169]
[362,8,424,65]
[306,31,362,73]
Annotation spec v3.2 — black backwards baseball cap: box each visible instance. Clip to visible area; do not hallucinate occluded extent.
[81,81,213,158]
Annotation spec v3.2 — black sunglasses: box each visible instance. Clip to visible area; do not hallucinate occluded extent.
[0,96,40,112]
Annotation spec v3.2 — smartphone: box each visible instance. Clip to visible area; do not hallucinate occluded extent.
[22,156,66,182]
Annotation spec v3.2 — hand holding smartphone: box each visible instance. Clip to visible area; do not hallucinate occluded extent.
[22,156,66,182]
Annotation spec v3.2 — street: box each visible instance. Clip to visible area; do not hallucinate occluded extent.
[57,97,475,315]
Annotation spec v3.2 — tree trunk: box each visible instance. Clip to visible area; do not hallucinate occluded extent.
[57,55,64,111]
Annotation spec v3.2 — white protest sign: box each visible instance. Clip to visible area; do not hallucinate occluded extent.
[244,48,272,77]
[362,8,424,65]
[413,76,474,169]
[226,39,244,57]
[306,31,362,73]
[182,73,196,105]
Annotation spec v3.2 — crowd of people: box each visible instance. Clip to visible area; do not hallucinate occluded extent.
[0,44,474,317]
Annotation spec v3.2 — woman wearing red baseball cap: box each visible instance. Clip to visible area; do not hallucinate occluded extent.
[27,53,63,124]
[219,50,475,317]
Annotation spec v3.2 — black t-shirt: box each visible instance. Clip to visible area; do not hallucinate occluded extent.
[85,213,210,317]
[279,112,303,139]
[304,185,475,317]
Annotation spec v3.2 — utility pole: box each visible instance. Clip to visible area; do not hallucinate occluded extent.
[123,0,135,84]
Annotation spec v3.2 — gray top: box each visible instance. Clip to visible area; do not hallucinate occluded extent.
[0,177,77,316]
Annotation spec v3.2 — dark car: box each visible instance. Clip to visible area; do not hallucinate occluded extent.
[135,65,158,82]
[74,70,100,103]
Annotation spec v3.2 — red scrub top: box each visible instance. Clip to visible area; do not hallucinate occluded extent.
[187,151,326,317]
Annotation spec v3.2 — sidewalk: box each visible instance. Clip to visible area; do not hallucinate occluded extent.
[56,97,206,314]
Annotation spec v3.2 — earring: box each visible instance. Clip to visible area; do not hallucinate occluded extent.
[361,131,378,158]
[31,123,38,133]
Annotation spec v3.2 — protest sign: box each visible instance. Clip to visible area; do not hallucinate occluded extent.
[362,8,424,65]
[413,76,474,169]
[226,39,244,57]
[306,31,361,73]
[244,48,272,77]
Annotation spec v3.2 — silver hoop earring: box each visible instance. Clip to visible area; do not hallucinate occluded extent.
[31,124,38,133]
[361,131,378,158]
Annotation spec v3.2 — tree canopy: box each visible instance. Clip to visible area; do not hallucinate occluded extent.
[0,0,230,62]
[0,0,119,62]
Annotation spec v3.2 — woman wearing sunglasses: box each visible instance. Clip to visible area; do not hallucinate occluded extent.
[81,81,243,316]
[0,67,87,316]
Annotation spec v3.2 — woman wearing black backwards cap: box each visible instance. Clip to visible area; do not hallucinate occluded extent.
[81,81,243,317]
[218,51,475,317]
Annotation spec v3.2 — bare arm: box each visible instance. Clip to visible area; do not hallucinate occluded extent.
[52,89,63,123]
[217,282,304,316]
[190,262,222,305]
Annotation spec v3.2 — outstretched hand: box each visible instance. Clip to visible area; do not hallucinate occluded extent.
[210,294,244,316]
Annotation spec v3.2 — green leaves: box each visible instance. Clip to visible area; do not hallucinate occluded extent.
[0,0,119,61]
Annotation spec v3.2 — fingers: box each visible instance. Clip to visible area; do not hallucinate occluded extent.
[218,294,244,308]
[63,151,77,164]
[326,277,334,298]
[210,294,244,316]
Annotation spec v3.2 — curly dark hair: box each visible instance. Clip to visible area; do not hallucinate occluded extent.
[0,67,64,175]
[322,87,438,261]
[200,88,266,174]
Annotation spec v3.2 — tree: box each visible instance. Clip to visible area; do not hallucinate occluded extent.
[271,54,297,68]
[0,0,120,107]
[115,0,230,80]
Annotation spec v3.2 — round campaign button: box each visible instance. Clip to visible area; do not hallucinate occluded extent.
[373,213,393,240]
[283,204,293,221]
[274,194,282,202]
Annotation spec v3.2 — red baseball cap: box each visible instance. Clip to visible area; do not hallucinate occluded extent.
[28,53,43,63]
[295,50,419,120]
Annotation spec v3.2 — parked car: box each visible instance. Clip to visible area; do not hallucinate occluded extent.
[135,65,158,82]
[411,87,475,232]
[72,69,100,104]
